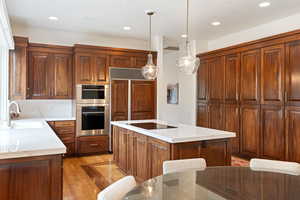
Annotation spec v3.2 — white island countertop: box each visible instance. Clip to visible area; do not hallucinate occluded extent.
[0,119,66,160]
[111,120,236,143]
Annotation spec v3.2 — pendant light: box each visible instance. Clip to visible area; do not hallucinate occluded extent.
[177,0,200,75]
[142,11,158,80]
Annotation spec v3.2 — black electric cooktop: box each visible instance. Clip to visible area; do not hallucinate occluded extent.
[129,122,177,130]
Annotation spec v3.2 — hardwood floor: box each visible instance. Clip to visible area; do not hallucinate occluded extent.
[63,154,125,200]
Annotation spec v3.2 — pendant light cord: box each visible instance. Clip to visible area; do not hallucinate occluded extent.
[186,0,189,47]
[149,14,152,53]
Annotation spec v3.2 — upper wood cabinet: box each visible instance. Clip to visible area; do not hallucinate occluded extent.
[131,81,156,120]
[240,104,260,157]
[285,40,300,106]
[133,55,148,68]
[208,103,224,130]
[196,103,209,128]
[28,44,73,99]
[224,54,240,104]
[261,45,284,105]
[208,57,224,103]
[260,105,285,160]
[285,106,300,163]
[9,37,28,100]
[111,80,129,121]
[197,59,209,103]
[110,55,132,68]
[240,49,261,105]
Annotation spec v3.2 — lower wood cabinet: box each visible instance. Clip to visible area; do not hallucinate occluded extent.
[47,120,76,157]
[0,155,63,200]
[197,103,209,128]
[77,135,109,155]
[224,104,240,154]
[208,103,224,130]
[113,126,231,181]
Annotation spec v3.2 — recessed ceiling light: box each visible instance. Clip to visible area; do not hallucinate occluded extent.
[181,34,187,38]
[48,16,58,21]
[211,21,221,26]
[259,1,271,8]
[123,26,131,31]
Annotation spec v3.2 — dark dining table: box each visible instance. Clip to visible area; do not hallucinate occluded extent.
[123,166,300,200]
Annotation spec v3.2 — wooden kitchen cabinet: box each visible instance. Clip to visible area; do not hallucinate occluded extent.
[240,49,261,105]
[77,135,109,155]
[131,80,156,120]
[224,53,240,104]
[111,80,129,121]
[197,59,209,103]
[224,104,240,154]
[135,133,149,181]
[208,57,224,103]
[28,44,73,99]
[208,103,224,130]
[240,104,260,158]
[0,155,63,200]
[196,103,209,128]
[260,105,285,160]
[9,37,29,100]
[110,55,132,68]
[261,45,284,105]
[118,128,129,172]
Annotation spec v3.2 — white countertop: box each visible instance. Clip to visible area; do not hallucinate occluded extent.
[111,120,236,143]
[0,119,67,160]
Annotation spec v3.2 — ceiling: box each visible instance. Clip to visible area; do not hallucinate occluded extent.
[6,0,300,41]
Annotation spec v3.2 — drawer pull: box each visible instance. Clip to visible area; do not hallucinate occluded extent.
[89,144,99,147]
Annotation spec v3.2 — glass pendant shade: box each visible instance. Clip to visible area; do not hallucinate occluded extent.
[177,42,200,75]
[142,53,158,80]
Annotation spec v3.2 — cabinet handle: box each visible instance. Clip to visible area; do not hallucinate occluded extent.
[285,91,288,102]
[89,144,99,147]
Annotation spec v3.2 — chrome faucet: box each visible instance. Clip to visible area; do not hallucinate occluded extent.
[8,101,21,127]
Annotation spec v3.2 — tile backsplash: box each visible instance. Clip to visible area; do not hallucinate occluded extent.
[16,100,75,119]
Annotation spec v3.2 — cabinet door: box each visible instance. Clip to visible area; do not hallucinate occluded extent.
[224,104,240,154]
[208,103,224,130]
[131,81,156,120]
[285,40,300,106]
[110,55,132,68]
[286,107,300,163]
[127,131,137,176]
[9,45,28,100]
[118,128,128,172]
[240,49,261,104]
[240,105,260,157]
[260,105,285,160]
[75,53,93,84]
[197,59,209,102]
[28,52,51,98]
[113,126,120,165]
[148,138,170,178]
[197,103,209,127]
[111,80,128,121]
[94,55,108,83]
[133,56,148,68]
[200,140,231,166]
[208,57,224,103]
[225,54,240,104]
[261,45,284,105]
[52,54,73,99]
[135,134,148,182]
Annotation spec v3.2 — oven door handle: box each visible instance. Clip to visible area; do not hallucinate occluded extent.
[82,112,105,114]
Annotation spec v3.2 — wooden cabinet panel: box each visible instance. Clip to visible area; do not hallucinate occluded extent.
[111,80,128,121]
[94,55,108,82]
[240,105,260,157]
[28,52,51,98]
[260,105,285,160]
[148,137,170,178]
[200,140,231,166]
[197,59,209,102]
[127,132,137,175]
[261,45,284,105]
[52,54,73,98]
[224,104,240,154]
[75,53,93,84]
[208,57,224,103]
[113,126,120,165]
[286,40,300,106]
[9,37,28,100]
[286,107,300,163]
[196,103,209,127]
[131,81,156,120]
[77,135,109,155]
[110,55,132,68]
[135,133,148,181]
[225,54,240,103]
[240,49,261,104]
[133,56,148,68]
[208,103,224,130]
[0,155,62,200]
[118,129,128,172]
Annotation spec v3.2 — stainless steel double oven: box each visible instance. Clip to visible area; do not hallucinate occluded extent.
[76,84,109,137]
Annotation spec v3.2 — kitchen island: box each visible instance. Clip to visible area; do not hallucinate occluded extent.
[111,120,236,182]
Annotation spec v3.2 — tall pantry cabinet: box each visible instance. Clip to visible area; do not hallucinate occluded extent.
[197,29,300,162]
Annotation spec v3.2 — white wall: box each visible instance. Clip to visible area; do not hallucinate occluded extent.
[12,23,148,50]
[208,12,300,50]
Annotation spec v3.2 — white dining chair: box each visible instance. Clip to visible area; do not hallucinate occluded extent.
[97,176,136,200]
[163,158,207,174]
[250,158,300,175]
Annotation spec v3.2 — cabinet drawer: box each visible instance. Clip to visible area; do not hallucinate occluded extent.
[77,136,109,154]
[54,120,75,127]
[54,126,75,135]
[58,134,75,143]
